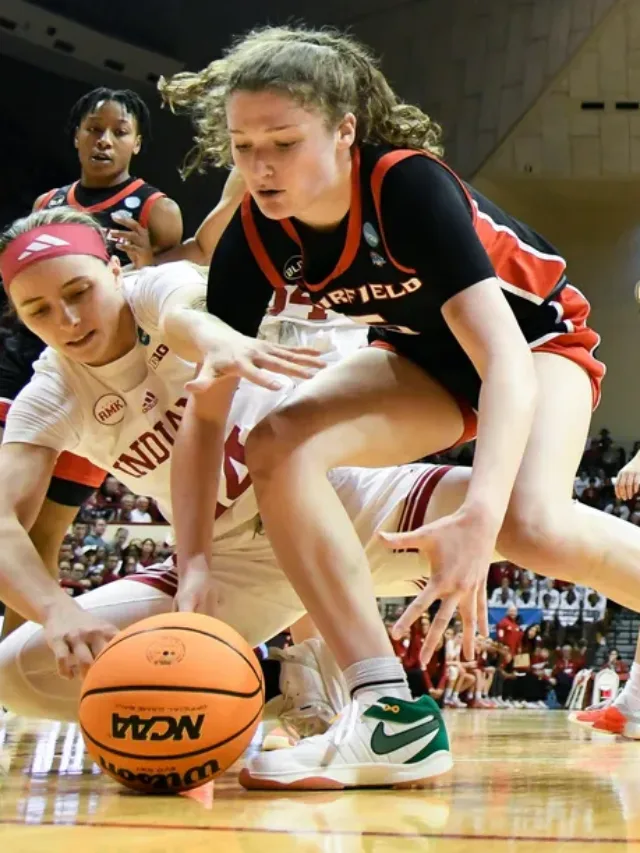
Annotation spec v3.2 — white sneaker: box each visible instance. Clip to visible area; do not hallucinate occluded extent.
[240,693,453,791]
[265,639,349,747]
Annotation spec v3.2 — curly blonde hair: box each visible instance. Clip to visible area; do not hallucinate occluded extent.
[159,25,443,176]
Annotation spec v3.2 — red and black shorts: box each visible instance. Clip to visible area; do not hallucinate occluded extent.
[370,282,604,451]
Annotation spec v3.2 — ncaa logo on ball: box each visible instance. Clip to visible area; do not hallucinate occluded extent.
[283,255,303,282]
[146,636,186,666]
[93,394,126,425]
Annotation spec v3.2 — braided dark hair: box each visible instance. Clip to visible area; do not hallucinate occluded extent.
[66,87,151,144]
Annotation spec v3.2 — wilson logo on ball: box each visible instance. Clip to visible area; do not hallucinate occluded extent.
[111,713,205,741]
[98,755,219,791]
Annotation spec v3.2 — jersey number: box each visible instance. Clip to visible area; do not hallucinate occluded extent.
[269,286,328,321]
[215,425,252,519]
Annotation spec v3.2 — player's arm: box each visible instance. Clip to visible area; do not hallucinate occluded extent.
[0,383,117,675]
[0,441,66,623]
[383,158,536,535]
[152,168,245,267]
[145,196,184,253]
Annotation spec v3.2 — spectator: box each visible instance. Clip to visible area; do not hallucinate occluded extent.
[139,538,157,568]
[102,554,122,584]
[60,561,92,597]
[550,644,582,706]
[603,499,631,521]
[496,605,523,658]
[130,496,153,523]
[540,592,558,644]
[110,527,130,556]
[122,555,142,575]
[537,578,560,609]
[489,578,515,606]
[630,499,640,526]
[515,580,537,609]
[601,649,630,683]
[557,585,582,647]
[70,522,89,556]
[92,476,125,520]
[115,494,135,523]
[84,519,108,548]
[573,469,590,498]
[579,478,601,509]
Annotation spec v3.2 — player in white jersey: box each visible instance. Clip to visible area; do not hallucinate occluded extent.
[0,207,323,671]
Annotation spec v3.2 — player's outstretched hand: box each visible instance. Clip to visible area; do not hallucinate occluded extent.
[186,337,326,394]
[380,509,493,664]
[615,454,640,502]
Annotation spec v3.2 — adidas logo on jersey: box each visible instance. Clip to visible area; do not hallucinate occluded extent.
[142,391,158,413]
[17,234,70,260]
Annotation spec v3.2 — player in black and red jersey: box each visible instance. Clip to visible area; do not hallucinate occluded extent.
[158,27,640,789]
[0,87,183,638]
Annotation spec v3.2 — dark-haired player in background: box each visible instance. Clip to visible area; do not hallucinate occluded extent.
[0,86,183,638]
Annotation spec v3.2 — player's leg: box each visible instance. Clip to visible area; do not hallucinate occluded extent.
[0,577,172,720]
[245,346,465,672]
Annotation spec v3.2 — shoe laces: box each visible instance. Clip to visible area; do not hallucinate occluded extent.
[326,698,361,748]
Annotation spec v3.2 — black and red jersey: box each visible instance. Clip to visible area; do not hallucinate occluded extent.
[35,176,165,265]
[207,143,602,406]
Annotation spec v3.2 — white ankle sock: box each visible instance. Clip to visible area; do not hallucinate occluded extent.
[343,657,412,702]
[614,662,640,713]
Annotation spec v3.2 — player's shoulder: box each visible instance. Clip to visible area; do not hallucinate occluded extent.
[12,348,77,415]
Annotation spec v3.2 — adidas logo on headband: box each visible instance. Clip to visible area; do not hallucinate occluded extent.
[17,234,71,261]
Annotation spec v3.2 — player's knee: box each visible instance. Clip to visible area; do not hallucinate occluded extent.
[245,408,324,482]
[499,500,562,563]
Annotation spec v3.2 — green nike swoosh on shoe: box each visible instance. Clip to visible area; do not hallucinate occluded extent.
[370,716,441,756]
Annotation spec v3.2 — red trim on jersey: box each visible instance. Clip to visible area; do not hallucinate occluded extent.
[67,177,145,213]
[34,189,58,211]
[371,149,568,303]
[278,147,363,292]
[0,398,10,425]
[241,194,285,289]
[370,149,477,275]
[138,191,165,229]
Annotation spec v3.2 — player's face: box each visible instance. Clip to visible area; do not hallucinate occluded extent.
[227,89,356,223]
[75,100,141,183]
[12,254,136,367]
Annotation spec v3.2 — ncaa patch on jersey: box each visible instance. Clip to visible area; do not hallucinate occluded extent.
[363,222,380,248]
[94,394,126,425]
[283,255,303,282]
[124,196,142,210]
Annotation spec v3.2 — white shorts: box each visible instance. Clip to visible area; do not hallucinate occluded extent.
[0,464,453,721]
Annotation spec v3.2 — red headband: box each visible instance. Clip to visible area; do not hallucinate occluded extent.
[0,224,110,289]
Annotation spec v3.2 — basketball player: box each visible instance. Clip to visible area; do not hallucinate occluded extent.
[156,26,640,786]
[0,87,183,639]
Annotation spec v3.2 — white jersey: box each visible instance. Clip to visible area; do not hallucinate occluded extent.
[3,262,290,539]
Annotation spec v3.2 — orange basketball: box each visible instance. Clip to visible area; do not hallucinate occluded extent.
[79,612,264,793]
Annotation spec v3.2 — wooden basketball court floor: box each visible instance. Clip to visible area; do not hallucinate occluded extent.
[1,709,639,852]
